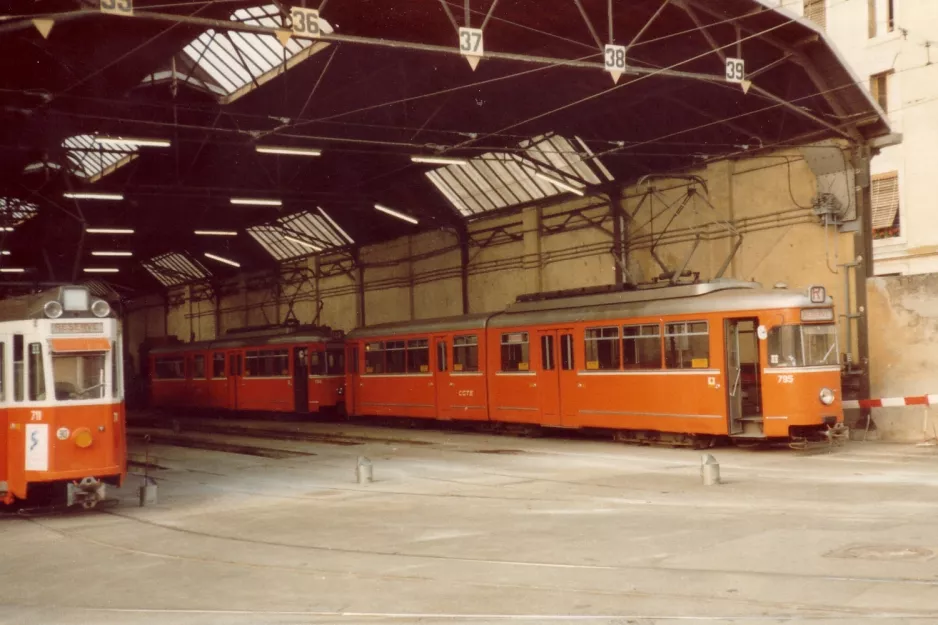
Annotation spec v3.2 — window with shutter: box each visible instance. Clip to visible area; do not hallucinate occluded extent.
[804,0,826,29]
[870,71,890,112]
[871,172,900,239]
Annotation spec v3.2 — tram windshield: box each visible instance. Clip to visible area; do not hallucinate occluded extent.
[53,351,107,400]
[767,324,839,368]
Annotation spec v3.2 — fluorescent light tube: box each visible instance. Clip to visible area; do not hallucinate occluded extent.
[230,197,282,207]
[204,252,240,268]
[533,172,585,196]
[317,207,353,244]
[410,155,470,166]
[83,268,120,273]
[91,251,132,257]
[194,230,238,236]
[374,203,418,225]
[86,228,134,234]
[283,235,322,251]
[94,136,171,148]
[64,192,124,201]
[0,268,25,273]
[256,145,322,157]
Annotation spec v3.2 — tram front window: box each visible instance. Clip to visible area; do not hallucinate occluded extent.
[53,352,107,400]
[768,325,838,368]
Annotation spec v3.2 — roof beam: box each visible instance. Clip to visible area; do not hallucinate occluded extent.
[673,0,725,64]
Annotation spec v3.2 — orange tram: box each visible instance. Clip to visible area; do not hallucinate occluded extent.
[344,280,846,447]
[1,286,126,508]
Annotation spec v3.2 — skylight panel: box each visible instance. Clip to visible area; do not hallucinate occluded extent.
[63,134,139,183]
[142,252,211,287]
[0,197,39,228]
[247,210,353,262]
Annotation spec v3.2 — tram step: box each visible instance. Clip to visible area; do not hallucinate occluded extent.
[738,415,763,422]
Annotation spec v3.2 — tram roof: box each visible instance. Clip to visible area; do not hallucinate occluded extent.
[149,330,342,355]
[346,281,833,339]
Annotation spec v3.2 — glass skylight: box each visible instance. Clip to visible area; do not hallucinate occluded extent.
[247,210,354,262]
[142,251,211,287]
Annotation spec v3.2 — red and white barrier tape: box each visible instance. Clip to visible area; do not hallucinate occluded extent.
[843,395,938,409]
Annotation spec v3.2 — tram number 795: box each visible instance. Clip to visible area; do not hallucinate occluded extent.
[776,375,794,385]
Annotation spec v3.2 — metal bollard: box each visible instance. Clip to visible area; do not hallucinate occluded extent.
[701,453,720,486]
[356,457,373,484]
[139,477,158,506]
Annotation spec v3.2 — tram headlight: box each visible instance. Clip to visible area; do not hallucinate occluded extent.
[44,300,64,319]
[91,299,111,318]
[819,387,835,406]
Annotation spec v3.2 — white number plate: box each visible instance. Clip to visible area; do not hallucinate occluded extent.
[100,0,133,16]
[604,44,626,72]
[725,57,745,83]
[459,27,484,56]
[777,374,794,384]
[291,7,321,38]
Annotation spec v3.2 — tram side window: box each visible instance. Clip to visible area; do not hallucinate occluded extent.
[386,340,406,374]
[664,321,710,369]
[326,348,345,375]
[453,335,479,372]
[437,340,448,372]
[541,335,555,371]
[310,350,325,375]
[192,354,206,379]
[28,343,46,401]
[349,347,359,374]
[154,357,185,379]
[0,341,5,401]
[212,353,226,378]
[500,332,530,371]
[365,342,385,374]
[584,327,620,370]
[623,324,662,369]
[560,334,574,370]
[245,350,289,377]
[406,339,429,373]
[13,334,23,402]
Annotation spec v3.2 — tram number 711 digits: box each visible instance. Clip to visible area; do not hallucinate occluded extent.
[777,375,794,385]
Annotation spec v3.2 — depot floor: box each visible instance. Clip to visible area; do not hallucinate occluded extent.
[3,419,938,625]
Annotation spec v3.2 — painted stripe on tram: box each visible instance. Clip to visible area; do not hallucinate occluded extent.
[576,369,720,376]
[579,409,722,419]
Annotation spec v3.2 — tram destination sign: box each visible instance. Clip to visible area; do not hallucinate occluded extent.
[51,322,104,334]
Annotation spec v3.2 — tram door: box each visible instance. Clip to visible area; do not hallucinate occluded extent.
[345,344,358,415]
[293,347,309,414]
[725,318,762,434]
[536,330,562,426]
[227,352,242,410]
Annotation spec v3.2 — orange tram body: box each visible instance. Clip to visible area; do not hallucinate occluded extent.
[149,326,346,415]
[1,286,126,508]
[345,281,846,445]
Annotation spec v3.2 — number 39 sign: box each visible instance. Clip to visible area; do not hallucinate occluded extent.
[100,0,133,15]
[725,57,745,83]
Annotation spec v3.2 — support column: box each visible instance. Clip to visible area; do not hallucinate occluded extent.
[610,188,626,286]
[459,226,470,314]
[706,160,736,278]
[852,144,873,428]
[354,247,366,327]
[522,206,543,294]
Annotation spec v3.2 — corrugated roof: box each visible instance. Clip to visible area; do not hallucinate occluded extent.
[247,210,354,262]
[425,134,613,217]
[0,197,39,228]
[142,251,211,287]
[141,4,332,105]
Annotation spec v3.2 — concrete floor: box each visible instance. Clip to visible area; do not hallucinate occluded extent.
[3,419,938,625]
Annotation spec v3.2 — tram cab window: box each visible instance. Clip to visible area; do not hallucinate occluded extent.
[768,325,838,367]
[28,343,46,401]
[326,348,345,375]
[500,332,530,371]
[311,350,324,375]
[192,354,206,379]
[364,342,385,374]
[584,327,620,370]
[406,339,429,373]
[53,351,106,400]
[623,324,662,369]
[453,335,479,372]
[212,353,226,378]
[386,341,406,374]
[664,321,710,369]
[13,334,23,402]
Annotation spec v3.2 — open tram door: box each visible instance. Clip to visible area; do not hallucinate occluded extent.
[227,352,242,410]
[724,318,763,437]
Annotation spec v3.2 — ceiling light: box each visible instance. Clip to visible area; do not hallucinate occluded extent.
[195,230,238,236]
[0,251,8,255]
[0,228,12,232]
[230,197,282,207]
[64,192,124,201]
[317,207,353,243]
[256,145,322,157]
[83,268,120,274]
[0,268,25,273]
[533,172,585,197]
[91,251,132,257]
[374,203,418,225]
[204,252,240,268]
[283,235,322,251]
[94,136,171,148]
[410,155,470,166]
[86,228,134,234]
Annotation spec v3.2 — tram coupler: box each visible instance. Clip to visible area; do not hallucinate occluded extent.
[67,477,107,509]
[826,423,850,444]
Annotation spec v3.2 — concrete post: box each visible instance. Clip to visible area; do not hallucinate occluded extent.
[356,456,373,484]
[701,454,720,486]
